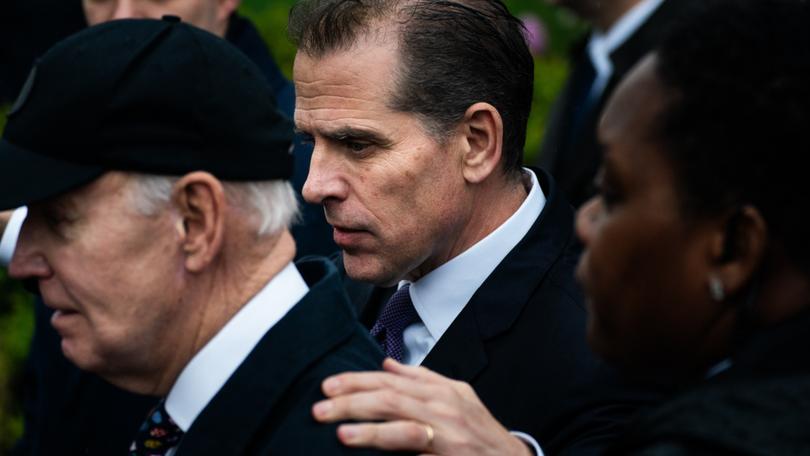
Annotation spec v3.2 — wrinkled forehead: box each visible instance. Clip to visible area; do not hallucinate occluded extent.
[36,171,133,211]
[293,38,402,116]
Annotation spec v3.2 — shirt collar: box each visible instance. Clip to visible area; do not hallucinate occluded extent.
[587,0,666,97]
[165,261,309,431]
[406,168,546,341]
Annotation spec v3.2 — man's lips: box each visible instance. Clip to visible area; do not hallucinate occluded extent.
[50,308,81,331]
[332,225,371,247]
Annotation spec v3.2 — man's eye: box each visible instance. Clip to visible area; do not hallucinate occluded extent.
[43,210,64,226]
[345,141,370,153]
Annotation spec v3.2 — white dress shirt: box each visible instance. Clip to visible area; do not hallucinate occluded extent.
[586,0,666,102]
[0,206,26,265]
[165,262,308,434]
[395,168,546,455]
[399,168,545,366]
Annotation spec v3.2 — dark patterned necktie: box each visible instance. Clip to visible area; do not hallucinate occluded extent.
[129,400,184,455]
[370,284,421,362]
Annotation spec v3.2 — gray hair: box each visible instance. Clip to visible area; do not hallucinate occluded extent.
[128,174,299,237]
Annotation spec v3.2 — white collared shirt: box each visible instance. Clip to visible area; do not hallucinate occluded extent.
[586,0,666,102]
[0,206,27,265]
[399,168,546,365]
[165,262,308,432]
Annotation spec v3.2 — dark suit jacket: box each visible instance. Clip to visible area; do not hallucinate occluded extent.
[16,258,390,456]
[342,169,664,455]
[609,309,810,455]
[537,0,693,207]
[174,257,389,455]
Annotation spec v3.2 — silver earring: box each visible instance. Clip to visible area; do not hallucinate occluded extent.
[709,276,725,302]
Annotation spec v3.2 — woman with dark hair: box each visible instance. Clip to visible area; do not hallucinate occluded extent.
[309,0,810,454]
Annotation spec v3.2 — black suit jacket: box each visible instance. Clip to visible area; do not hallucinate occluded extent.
[174,257,388,455]
[537,0,693,207]
[609,309,810,455]
[17,258,391,456]
[342,169,664,455]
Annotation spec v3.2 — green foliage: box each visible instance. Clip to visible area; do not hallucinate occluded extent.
[1,103,36,451]
[0,269,35,452]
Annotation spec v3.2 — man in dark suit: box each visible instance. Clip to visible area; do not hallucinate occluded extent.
[1,18,386,455]
[537,0,693,207]
[290,1,661,454]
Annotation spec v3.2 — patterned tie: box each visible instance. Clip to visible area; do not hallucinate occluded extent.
[129,400,184,456]
[370,284,421,362]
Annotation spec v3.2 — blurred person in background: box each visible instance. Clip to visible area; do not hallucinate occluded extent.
[536,0,694,207]
[308,0,810,454]
[0,0,85,104]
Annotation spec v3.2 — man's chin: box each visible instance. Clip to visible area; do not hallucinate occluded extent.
[342,252,401,287]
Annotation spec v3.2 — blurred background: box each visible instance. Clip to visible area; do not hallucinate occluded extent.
[0,0,584,450]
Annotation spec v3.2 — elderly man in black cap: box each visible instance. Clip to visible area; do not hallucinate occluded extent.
[1,18,385,455]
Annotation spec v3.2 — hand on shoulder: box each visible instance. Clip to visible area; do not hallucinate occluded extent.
[312,358,534,456]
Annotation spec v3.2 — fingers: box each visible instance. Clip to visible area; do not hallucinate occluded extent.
[336,421,435,452]
[313,388,428,423]
[382,358,459,384]
[383,359,479,398]
[322,366,439,401]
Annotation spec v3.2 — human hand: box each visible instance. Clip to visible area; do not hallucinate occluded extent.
[312,358,533,456]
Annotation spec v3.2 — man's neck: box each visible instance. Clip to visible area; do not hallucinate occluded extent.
[406,174,529,282]
[149,231,297,395]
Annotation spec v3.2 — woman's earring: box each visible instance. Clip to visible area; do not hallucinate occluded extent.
[709,275,726,302]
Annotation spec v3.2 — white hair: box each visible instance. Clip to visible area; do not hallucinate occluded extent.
[128,174,299,237]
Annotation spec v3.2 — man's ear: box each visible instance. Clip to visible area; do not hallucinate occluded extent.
[459,102,504,184]
[172,172,227,273]
[708,205,768,299]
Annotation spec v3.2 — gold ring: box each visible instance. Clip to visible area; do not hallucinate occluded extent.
[423,423,435,449]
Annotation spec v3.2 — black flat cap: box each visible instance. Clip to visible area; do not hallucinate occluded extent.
[0,16,294,211]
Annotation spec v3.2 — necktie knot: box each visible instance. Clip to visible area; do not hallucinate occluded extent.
[370,284,421,362]
[130,400,184,455]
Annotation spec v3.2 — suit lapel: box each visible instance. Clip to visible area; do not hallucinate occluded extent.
[176,259,358,454]
[426,170,576,383]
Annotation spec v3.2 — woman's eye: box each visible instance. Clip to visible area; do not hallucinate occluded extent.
[600,189,620,209]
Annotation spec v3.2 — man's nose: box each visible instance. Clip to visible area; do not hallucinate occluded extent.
[302,148,348,205]
[8,224,53,281]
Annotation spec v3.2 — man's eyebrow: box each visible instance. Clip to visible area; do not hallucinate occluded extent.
[298,126,392,147]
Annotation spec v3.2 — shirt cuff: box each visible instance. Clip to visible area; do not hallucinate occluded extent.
[0,206,28,266]
[510,431,544,456]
